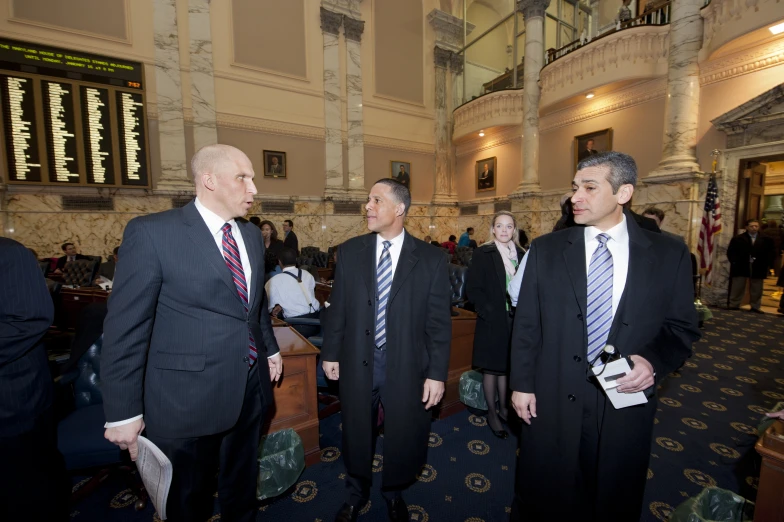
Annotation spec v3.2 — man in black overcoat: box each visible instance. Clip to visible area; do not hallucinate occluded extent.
[727,218,775,312]
[509,152,700,521]
[321,178,452,522]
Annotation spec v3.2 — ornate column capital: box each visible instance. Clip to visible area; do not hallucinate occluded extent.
[427,9,474,52]
[343,16,365,42]
[320,7,343,36]
[449,52,463,75]
[434,46,452,69]
[517,0,550,19]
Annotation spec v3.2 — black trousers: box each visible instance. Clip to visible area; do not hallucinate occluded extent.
[0,404,70,522]
[148,366,264,522]
[345,347,405,506]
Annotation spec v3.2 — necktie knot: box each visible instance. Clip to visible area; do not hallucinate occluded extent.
[596,233,610,247]
[222,223,232,235]
[382,240,391,250]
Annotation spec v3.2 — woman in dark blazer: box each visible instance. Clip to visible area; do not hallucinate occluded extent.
[260,220,285,277]
[466,211,525,438]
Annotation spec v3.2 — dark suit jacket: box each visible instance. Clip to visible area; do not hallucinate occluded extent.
[321,231,452,487]
[0,238,55,437]
[283,230,299,255]
[727,232,775,279]
[55,253,89,271]
[578,148,598,161]
[510,211,700,519]
[101,201,280,439]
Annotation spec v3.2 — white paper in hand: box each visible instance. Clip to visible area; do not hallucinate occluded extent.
[591,358,648,409]
[136,436,172,520]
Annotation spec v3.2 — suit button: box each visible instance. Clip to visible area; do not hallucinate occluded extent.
[577,314,583,320]
[368,300,372,306]
[573,355,582,362]
[365,329,370,335]
[362,360,368,366]
[568,394,576,402]
[243,356,249,363]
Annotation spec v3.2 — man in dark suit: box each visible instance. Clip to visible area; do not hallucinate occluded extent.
[509,152,700,521]
[321,178,452,522]
[478,163,494,189]
[54,241,89,273]
[102,144,283,522]
[0,238,69,521]
[727,218,775,312]
[282,219,299,255]
[578,138,598,161]
[394,164,410,189]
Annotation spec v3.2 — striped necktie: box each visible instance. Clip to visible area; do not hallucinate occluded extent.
[375,240,393,348]
[586,233,613,363]
[221,223,257,367]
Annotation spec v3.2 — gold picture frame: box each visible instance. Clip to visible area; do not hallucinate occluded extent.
[574,128,613,171]
[476,156,496,192]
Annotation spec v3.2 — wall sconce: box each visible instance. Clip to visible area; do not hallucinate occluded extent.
[585,92,595,99]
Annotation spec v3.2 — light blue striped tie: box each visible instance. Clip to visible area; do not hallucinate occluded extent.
[375,240,393,348]
[586,233,613,362]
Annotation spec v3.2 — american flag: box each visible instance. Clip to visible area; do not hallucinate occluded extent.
[697,175,722,284]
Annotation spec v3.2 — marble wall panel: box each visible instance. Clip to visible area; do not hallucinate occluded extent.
[188,0,219,150]
[404,217,432,240]
[346,38,365,192]
[325,215,369,247]
[432,205,460,217]
[407,205,430,218]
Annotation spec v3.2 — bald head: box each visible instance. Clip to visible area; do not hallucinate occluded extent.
[190,143,257,221]
[191,144,246,184]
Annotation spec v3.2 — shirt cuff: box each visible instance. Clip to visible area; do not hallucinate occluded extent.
[268,352,280,359]
[104,414,143,428]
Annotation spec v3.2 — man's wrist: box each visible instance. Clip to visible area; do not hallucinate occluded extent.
[105,414,143,428]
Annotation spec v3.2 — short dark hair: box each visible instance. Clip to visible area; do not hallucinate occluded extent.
[112,246,120,256]
[449,235,456,242]
[260,220,278,241]
[249,216,261,226]
[284,219,294,228]
[746,218,760,226]
[278,247,297,266]
[577,151,637,194]
[61,242,74,252]
[467,227,474,233]
[374,178,411,214]
[642,207,665,223]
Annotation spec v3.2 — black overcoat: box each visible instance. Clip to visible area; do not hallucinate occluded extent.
[321,231,452,487]
[466,243,525,372]
[510,212,700,520]
[727,232,775,279]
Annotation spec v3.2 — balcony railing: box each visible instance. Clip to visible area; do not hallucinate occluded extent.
[545,0,672,65]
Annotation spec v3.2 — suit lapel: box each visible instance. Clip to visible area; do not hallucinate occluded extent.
[389,231,418,304]
[489,246,506,289]
[181,202,242,304]
[238,220,262,308]
[563,227,588,317]
[360,234,376,300]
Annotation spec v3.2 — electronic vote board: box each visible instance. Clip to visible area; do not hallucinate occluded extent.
[0,37,149,187]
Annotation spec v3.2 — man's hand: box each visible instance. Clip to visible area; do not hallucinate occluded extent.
[766,409,784,420]
[268,353,283,382]
[422,379,445,410]
[322,361,340,380]
[616,355,654,393]
[105,418,145,461]
[512,391,537,425]
[270,305,282,318]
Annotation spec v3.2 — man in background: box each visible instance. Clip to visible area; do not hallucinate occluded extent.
[458,227,474,248]
[727,218,775,312]
[268,156,283,175]
[54,241,89,273]
[578,138,598,161]
[394,164,410,190]
[642,207,685,243]
[0,238,69,521]
[283,219,299,255]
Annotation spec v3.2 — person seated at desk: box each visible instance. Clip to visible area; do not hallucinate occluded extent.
[265,248,320,338]
[94,246,119,285]
[54,242,89,274]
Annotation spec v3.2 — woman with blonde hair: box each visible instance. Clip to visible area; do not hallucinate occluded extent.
[466,210,526,438]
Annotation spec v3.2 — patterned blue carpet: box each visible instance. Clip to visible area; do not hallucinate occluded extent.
[68,307,784,521]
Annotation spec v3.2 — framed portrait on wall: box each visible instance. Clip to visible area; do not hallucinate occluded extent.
[390,161,411,190]
[476,156,496,192]
[263,150,286,178]
[574,128,613,171]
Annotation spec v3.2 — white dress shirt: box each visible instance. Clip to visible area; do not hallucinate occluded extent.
[508,250,529,307]
[105,198,260,429]
[376,229,406,280]
[265,266,317,317]
[584,214,629,317]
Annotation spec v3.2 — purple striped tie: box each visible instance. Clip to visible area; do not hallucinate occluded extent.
[221,223,257,366]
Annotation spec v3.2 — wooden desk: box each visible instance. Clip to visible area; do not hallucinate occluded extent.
[56,287,110,330]
[304,282,476,420]
[755,420,784,522]
[267,325,321,466]
[317,267,334,281]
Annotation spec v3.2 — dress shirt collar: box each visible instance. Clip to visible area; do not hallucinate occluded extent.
[194,197,236,235]
[584,213,628,245]
[376,229,406,251]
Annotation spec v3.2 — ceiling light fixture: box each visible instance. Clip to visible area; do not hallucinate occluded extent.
[586,92,595,99]
[479,130,485,137]
[770,22,784,35]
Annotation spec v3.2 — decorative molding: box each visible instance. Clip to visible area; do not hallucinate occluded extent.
[217,113,325,140]
[364,135,434,154]
[456,126,522,157]
[320,0,362,19]
[228,61,311,83]
[517,0,551,19]
[320,7,343,35]
[362,99,432,118]
[0,28,150,65]
[214,70,321,98]
[712,84,784,148]
[540,77,666,132]
[450,52,464,75]
[540,25,669,105]
[434,45,452,69]
[699,38,784,86]
[343,16,365,42]
[427,9,474,52]
[453,89,524,141]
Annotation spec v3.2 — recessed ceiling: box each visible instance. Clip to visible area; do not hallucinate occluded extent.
[540,79,650,116]
[710,20,784,60]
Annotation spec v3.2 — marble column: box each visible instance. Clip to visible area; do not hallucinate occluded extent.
[432,46,455,205]
[590,0,600,38]
[648,0,703,180]
[513,0,550,195]
[320,8,344,197]
[188,0,218,151]
[427,9,474,109]
[344,16,365,196]
[153,0,190,192]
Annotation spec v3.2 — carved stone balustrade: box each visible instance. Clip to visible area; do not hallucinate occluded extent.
[453,89,524,142]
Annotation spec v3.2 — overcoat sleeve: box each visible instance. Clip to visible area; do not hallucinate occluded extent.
[509,243,542,393]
